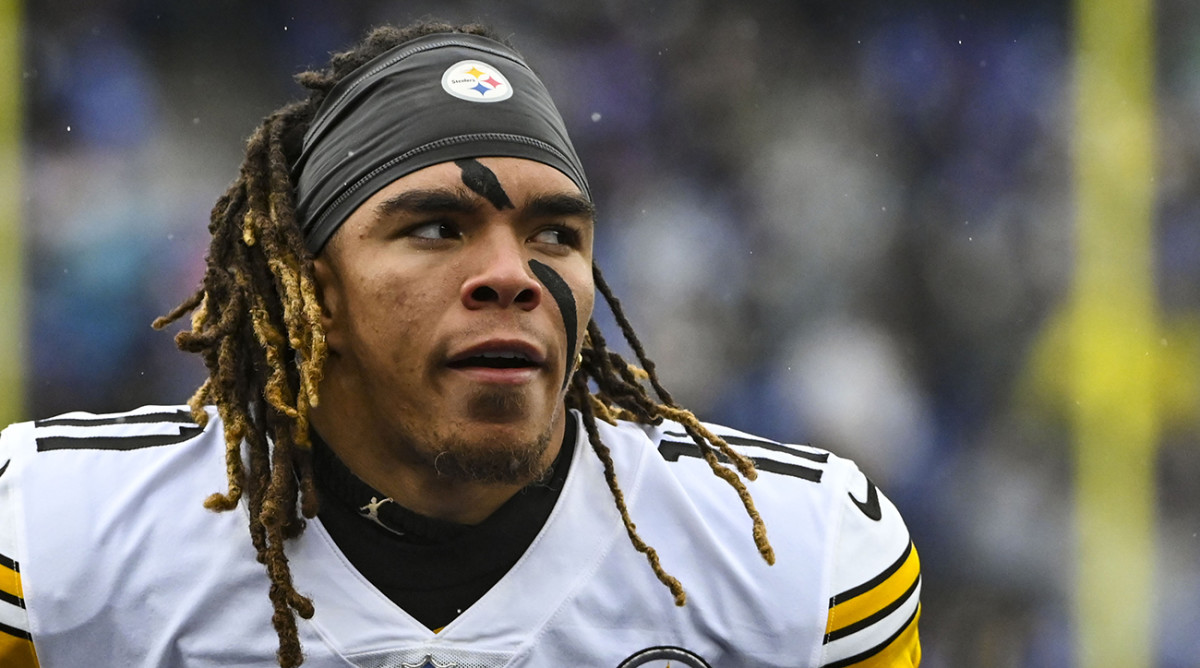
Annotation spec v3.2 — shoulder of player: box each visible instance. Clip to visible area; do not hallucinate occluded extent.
[587,418,922,663]
[600,417,909,530]
[1,405,219,459]
[819,457,921,667]
[594,416,883,537]
[602,415,917,579]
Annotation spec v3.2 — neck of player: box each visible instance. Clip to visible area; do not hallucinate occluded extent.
[308,392,568,526]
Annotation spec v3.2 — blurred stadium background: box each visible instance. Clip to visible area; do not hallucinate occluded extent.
[1,1,1198,666]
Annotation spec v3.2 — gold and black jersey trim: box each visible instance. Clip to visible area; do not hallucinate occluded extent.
[0,619,30,641]
[0,552,41,667]
[0,625,39,667]
[0,551,29,638]
[822,605,920,668]
[827,540,918,615]
[34,409,202,452]
[822,541,922,667]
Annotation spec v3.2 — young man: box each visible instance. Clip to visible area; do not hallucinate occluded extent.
[0,22,921,668]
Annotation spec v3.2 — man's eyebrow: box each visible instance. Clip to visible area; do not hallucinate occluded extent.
[374,188,480,218]
[523,192,596,220]
[374,188,594,221]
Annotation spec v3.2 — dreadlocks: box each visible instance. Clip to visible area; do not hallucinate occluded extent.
[154,21,774,668]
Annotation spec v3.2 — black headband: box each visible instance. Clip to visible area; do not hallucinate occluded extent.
[293,33,591,253]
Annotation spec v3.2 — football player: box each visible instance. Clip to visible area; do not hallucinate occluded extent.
[0,21,920,667]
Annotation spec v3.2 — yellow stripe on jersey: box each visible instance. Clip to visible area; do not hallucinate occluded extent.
[829,604,921,668]
[0,553,38,667]
[0,630,40,668]
[0,558,23,602]
[826,541,920,637]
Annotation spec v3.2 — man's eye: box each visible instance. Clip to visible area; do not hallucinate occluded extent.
[531,226,580,247]
[407,221,460,240]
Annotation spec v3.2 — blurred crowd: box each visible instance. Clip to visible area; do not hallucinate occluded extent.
[21,1,1200,666]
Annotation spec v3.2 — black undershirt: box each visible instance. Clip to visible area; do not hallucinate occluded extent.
[311,419,576,630]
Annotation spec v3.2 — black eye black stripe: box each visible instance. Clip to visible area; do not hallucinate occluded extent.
[455,158,514,210]
[528,260,578,389]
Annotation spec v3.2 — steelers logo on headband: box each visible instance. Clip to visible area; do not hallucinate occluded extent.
[293,33,590,254]
[441,60,513,102]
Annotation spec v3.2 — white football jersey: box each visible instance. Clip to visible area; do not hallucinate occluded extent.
[0,405,920,667]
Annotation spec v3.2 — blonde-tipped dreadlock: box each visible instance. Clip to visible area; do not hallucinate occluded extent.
[154,21,772,668]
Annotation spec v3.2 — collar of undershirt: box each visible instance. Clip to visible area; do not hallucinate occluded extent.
[310,418,577,544]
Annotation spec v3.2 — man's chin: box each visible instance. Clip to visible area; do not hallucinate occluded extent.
[429,426,555,486]
[423,386,562,485]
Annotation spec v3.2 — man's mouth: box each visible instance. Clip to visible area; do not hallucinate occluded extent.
[446,351,539,370]
[444,342,547,382]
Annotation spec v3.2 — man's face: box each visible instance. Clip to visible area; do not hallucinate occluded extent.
[312,157,595,486]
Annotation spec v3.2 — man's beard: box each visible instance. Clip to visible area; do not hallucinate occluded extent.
[425,387,558,486]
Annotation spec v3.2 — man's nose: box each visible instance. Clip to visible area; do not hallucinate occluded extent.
[460,233,543,310]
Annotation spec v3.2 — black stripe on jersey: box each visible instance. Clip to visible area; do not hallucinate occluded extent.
[824,574,920,643]
[658,440,823,482]
[0,459,8,480]
[35,409,195,428]
[830,541,913,606]
[35,409,203,452]
[0,619,32,641]
[0,550,27,607]
[0,587,23,609]
[37,426,205,453]
[664,430,830,463]
[821,604,920,668]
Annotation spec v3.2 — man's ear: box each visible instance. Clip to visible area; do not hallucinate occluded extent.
[312,254,343,353]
